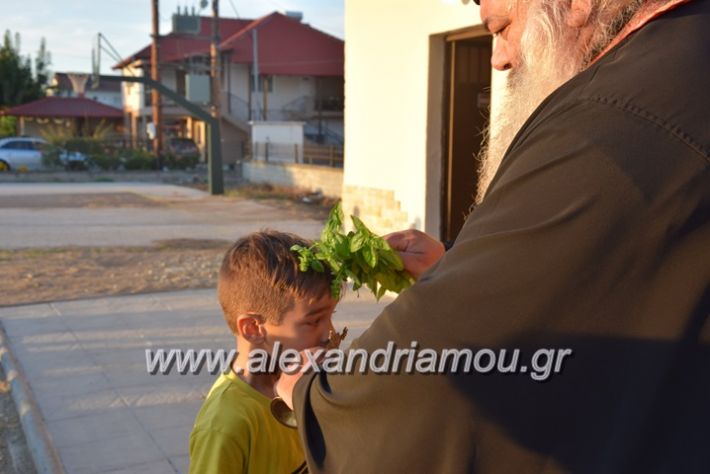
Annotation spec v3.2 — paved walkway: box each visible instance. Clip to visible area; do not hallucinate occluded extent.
[0,289,388,474]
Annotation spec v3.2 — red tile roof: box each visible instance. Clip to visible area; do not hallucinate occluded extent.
[2,97,123,119]
[223,13,343,77]
[113,17,252,69]
[114,12,343,77]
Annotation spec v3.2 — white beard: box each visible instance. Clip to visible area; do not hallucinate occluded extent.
[475,8,582,204]
[474,0,647,204]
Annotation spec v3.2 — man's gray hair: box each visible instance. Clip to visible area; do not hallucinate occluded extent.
[523,0,647,69]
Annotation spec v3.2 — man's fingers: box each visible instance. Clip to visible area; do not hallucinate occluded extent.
[384,230,413,251]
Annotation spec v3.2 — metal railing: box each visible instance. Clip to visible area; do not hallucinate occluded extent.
[304,122,344,146]
[246,141,343,168]
[315,96,344,112]
[222,92,344,123]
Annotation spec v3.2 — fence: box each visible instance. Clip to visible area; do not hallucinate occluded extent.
[223,93,316,123]
[247,142,343,168]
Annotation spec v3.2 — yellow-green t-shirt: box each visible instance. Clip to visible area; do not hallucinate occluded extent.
[189,370,307,474]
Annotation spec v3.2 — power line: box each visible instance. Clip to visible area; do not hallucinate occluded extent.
[227,0,240,18]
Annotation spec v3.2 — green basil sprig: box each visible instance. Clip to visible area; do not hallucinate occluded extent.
[291,203,414,300]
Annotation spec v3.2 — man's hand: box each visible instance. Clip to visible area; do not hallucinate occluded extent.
[383,229,445,280]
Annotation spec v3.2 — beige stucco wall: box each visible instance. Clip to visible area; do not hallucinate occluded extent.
[121,65,144,114]
[243,161,343,198]
[344,0,503,236]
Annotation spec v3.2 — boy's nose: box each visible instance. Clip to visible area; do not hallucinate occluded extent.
[320,321,336,345]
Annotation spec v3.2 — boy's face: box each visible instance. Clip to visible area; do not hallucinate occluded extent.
[262,292,338,352]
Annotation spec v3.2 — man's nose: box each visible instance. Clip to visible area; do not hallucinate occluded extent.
[491,39,514,71]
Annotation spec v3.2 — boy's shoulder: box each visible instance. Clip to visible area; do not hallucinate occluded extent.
[192,371,268,439]
[189,371,306,474]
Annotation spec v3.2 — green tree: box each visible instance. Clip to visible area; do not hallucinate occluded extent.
[0,116,17,137]
[0,30,51,108]
[34,38,52,94]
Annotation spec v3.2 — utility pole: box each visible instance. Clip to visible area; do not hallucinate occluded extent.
[209,0,224,194]
[263,76,268,121]
[252,29,259,120]
[210,0,221,125]
[151,0,163,167]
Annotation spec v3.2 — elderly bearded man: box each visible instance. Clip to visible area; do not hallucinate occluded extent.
[277,1,709,472]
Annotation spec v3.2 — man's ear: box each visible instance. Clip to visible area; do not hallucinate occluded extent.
[237,313,266,344]
[567,0,592,28]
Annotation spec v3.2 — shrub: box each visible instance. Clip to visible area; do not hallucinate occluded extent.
[88,153,122,171]
[41,144,64,168]
[162,153,198,170]
[121,149,156,170]
[0,116,17,138]
[63,137,104,156]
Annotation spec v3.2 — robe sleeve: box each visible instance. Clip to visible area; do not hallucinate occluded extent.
[293,97,710,473]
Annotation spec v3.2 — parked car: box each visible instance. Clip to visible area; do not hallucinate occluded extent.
[165,137,200,159]
[0,137,87,171]
[164,137,200,170]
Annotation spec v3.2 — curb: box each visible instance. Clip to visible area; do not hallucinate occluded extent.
[0,321,65,474]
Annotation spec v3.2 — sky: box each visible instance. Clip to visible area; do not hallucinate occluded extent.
[1,0,344,75]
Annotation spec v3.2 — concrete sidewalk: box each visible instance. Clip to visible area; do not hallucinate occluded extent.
[0,289,388,474]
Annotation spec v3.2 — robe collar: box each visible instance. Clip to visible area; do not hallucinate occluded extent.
[591,0,693,65]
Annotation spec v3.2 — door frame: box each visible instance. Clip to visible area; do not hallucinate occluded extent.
[440,26,492,242]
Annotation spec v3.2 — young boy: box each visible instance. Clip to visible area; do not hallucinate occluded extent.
[189,231,339,474]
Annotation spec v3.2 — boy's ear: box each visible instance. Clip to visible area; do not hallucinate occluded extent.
[237,313,266,344]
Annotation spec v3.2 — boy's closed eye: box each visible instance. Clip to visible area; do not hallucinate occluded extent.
[304,318,321,327]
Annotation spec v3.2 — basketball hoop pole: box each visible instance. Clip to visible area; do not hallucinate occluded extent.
[98,74,224,195]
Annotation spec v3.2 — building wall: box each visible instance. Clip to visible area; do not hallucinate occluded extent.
[343,0,501,235]
[225,62,251,114]
[224,63,319,120]
[121,66,144,114]
[243,161,343,198]
[85,91,123,109]
[123,66,181,115]
[159,67,179,98]
[269,75,315,110]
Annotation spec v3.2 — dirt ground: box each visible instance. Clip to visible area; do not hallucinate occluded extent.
[0,239,229,307]
[0,183,334,307]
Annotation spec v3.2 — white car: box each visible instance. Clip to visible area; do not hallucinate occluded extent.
[0,137,88,171]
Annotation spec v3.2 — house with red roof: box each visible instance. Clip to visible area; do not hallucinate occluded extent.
[114,11,344,165]
[48,72,123,110]
[1,96,124,138]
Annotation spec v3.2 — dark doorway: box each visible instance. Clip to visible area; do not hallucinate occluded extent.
[441,33,492,242]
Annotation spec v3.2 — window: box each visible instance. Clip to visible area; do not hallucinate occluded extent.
[3,141,29,150]
[144,85,152,108]
[30,140,45,151]
[176,70,186,97]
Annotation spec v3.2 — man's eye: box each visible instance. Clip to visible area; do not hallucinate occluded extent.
[493,24,509,38]
[307,319,320,327]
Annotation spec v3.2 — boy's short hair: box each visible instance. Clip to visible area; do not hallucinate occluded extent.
[218,230,334,334]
